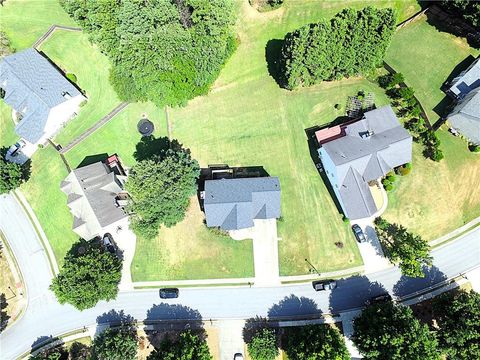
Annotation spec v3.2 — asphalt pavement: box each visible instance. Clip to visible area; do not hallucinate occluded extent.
[0,193,479,360]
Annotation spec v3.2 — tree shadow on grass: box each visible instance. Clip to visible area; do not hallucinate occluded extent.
[328,276,388,313]
[267,294,319,320]
[144,303,204,348]
[265,39,286,88]
[392,265,447,299]
[133,136,186,162]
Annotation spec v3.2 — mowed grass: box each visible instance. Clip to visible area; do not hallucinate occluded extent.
[20,146,77,266]
[64,102,168,168]
[38,30,121,146]
[386,14,479,122]
[0,0,76,50]
[132,200,254,281]
[384,132,480,241]
[0,101,17,148]
[167,0,422,275]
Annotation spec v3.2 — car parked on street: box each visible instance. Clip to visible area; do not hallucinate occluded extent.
[312,279,337,291]
[159,288,179,299]
[365,293,393,306]
[351,224,366,243]
[6,140,26,157]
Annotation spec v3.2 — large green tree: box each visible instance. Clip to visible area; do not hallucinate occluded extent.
[0,149,27,194]
[247,327,278,360]
[60,0,236,107]
[125,144,200,239]
[432,290,480,359]
[93,326,138,360]
[147,330,212,360]
[352,302,440,360]
[279,7,396,89]
[282,324,349,360]
[375,217,432,277]
[50,240,122,310]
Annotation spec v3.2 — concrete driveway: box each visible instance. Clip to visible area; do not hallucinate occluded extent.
[218,319,245,360]
[229,218,280,286]
[353,220,391,274]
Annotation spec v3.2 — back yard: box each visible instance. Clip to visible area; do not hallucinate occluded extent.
[383,14,480,240]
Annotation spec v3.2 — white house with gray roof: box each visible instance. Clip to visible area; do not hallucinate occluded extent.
[317,106,412,221]
[203,177,281,231]
[60,157,128,240]
[448,56,480,99]
[0,48,86,148]
[448,87,480,145]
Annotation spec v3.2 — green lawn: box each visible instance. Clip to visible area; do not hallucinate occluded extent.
[0,0,76,50]
[38,30,121,146]
[20,146,77,266]
[385,14,480,122]
[0,101,17,148]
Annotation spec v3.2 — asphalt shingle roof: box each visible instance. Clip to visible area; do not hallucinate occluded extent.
[449,57,480,98]
[0,48,81,143]
[204,177,281,230]
[449,87,480,145]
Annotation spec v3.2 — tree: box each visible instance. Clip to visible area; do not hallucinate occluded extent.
[247,328,278,360]
[282,324,350,360]
[0,293,9,333]
[68,342,92,360]
[50,240,122,310]
[147,330,212,360]
[0,148,27,194]
[0,30,14,58]
[439,0,480,28]
[125,144,200,239]
[30,346,68,360]
[93,325,138,360]
[375,218,432,277]
[60,0,236,107]
[352,302,440,360]
[279,7,396,89]
[432,290,480,359]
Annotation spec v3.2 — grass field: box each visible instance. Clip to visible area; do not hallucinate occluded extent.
[20,146,77,266]
[38,30,121,146]
[0,0,76,50]
[385,14,480,122]
[0,101,17,148]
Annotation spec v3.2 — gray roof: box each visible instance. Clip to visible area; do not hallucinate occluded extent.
[449,57,480,98]
[204,177,281,230]
[321,106,412,220]
[449,87,480,145]
[61,161,127,239]
[0,48,82,143]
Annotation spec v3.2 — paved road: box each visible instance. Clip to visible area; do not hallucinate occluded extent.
[1,193,479,359]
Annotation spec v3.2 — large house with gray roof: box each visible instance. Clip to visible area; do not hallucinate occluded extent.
[60,155,128,240]
[0,48,86,147]
[203,177,281,231]
[447,56,480,100]
[316,106,412,221]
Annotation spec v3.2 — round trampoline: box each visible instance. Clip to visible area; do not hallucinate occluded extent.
[137,118,155,136]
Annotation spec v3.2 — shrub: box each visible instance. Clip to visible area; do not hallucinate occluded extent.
[335,241,344,249]
[386,174,396,183]
[398,164,412,176]
[247,327,279,360]
[79,100,87,107]
[382,178,390,187]
[385,184,393,191]
[66,73,77,83]
[469,143,480,152]
[342,216,350,224]
[279,7,396,89]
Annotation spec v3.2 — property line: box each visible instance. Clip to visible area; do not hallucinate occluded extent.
[59,102,129,154]
[33,25,82,49]
[165,106,172,140]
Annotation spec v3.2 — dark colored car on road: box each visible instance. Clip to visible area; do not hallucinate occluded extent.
[159,288,179,299]
[365,293,392,306]
[312,279,337,291]
[351,224,366,243]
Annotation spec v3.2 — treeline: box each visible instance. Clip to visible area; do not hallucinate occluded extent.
[279,7,396,89]
[60,0,237,107]
[439,0,480,28]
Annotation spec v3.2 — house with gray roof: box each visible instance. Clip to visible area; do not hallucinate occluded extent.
[448,56,480,99]
[448,87,480,145]
[60,156,128,240]
[316,106,412,220]
[203,177,281,231]
[0,48,86,146]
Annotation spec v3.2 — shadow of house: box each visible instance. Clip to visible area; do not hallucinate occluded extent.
[392,265,447,299]
[265,39,286,88]
[144,303,204,348]
[267,294,320,321]
[197,164,270,211]
[76,153,109,169]
[328,276,388,313]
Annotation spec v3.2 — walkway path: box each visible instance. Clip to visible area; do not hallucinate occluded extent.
[218,319,245,360]
[59,102,129,153]
[33,25,82,49]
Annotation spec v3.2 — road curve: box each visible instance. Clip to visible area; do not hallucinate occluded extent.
[0,193,479,359]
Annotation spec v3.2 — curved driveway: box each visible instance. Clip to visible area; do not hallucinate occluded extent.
[1,193,479,359]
